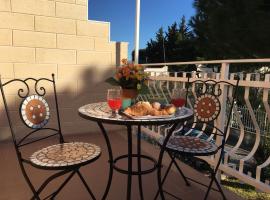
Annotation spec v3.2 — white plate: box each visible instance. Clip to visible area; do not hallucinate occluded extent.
[122,112,174,120]
[122,107,184,120]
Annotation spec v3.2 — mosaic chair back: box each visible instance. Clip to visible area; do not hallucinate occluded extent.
[182,75,240,145]
[0,74,64,148]
[0,74,101,200]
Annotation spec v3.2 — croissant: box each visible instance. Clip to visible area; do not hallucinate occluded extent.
[124,101,176,117]
[124,101,153,116]
[124,106,147,116]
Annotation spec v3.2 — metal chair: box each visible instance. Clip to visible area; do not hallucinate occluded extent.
[0,74,101,200]
[156,75,240,200]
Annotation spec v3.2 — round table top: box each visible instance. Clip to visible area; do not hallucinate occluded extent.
[78,102,194,126]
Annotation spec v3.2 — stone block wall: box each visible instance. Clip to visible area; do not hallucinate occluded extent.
[0,0,128,141]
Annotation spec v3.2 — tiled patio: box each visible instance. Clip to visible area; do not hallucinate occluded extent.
[0,129,243,200]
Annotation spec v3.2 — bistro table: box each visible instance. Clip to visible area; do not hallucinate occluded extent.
[78,102,193,200]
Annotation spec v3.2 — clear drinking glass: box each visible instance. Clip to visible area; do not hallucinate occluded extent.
[107,88,122,116]
[171,88,186,107]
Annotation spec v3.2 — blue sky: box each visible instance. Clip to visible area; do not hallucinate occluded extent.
[88,0,195,59]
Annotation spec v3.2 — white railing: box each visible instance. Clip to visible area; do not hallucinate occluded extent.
[140,59,270,193]
[231,105,270,135]
[144,65,168,76]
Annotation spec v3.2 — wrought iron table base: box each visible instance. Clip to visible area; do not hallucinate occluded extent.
[98,123,158,200]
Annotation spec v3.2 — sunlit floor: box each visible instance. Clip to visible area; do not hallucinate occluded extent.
[0,129,243,200]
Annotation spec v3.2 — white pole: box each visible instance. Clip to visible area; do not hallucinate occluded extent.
[134,0,140,64]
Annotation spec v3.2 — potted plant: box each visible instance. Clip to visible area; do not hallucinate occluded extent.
[106,59,149,107]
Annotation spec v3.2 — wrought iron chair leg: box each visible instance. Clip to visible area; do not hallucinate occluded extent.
[30,169,72,200]
[203,173,215,200]
[97,122,114,200]
[157,123,179,200]
[154,157,174,200]
[76,170,96,200]
[168,152,190,186]
[204,149,226,200]
[19,162,41,200]
[50,170,77,199]
[30,192,41,200]
[214,176,227,200]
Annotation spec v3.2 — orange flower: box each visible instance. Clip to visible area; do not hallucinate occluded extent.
[135,64,142,71]
[121,58,128,65]
[122,66,130,77]
[113,58,149,89]
[128,63,135,70]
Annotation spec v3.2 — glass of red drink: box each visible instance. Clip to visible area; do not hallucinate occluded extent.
[107,88,122,117]
[171,88,186,107]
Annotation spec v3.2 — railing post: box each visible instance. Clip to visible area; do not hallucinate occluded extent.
[215,62,230,181]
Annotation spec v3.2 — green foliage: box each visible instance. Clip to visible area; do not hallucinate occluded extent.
[143,16,198,66]
[145,27,166,63]
[132,48,147,64]
[222,178,270,200]
[138,83,150,95]
[190,0,270,60]
[140,1,270,72]
[105,77,120,86]
[105,77,150,95]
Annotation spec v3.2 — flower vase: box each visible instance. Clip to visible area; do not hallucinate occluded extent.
[121,88,138,109]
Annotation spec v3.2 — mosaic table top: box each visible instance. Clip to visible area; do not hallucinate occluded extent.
[78,102,194,126]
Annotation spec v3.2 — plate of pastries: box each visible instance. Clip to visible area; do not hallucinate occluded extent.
[123,101,177,119]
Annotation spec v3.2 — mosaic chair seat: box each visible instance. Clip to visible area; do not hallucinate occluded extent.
[0,74,101,200]
[156,75,240,200]
[159,135,218,156]
[30,142,101,170]
[174,126,215,142]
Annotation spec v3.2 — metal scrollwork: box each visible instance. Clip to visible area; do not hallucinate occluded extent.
[1,77,53,99]
[35,79,47,96]
[18,88,29,98]
[195,81,222,97]
[12,80,30,98]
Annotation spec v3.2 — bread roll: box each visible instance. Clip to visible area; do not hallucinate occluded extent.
[152,102,161,110]
[140,101,152,110]
[124,101,176,117]
[165,104,176,115]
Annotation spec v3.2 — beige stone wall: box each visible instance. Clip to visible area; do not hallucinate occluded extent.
[0,0,128,141]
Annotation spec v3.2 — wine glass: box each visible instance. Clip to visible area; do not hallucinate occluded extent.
[107,88,122,117]
[171,88,186,107]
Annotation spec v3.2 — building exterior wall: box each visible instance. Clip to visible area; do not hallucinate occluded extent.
[0,0,128,141]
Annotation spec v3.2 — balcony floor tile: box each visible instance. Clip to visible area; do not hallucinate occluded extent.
[0,130,243,200]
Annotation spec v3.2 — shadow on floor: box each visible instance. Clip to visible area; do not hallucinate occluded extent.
[0,130,243,200]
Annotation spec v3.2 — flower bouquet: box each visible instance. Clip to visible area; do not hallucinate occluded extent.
[106,59,149,97]
[105,59,149,108]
